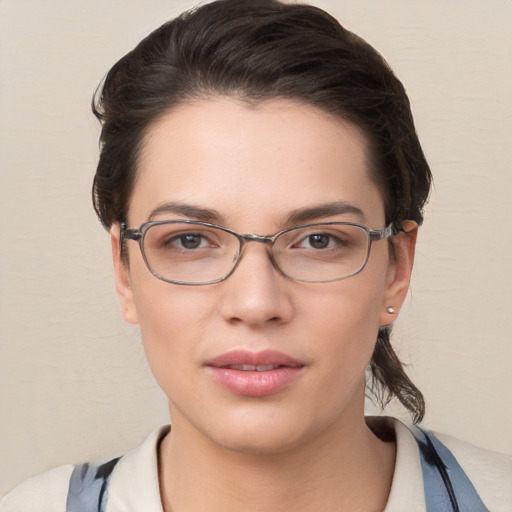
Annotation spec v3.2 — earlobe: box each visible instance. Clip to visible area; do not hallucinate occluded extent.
[111,223,139,325]
[379,221,418,326]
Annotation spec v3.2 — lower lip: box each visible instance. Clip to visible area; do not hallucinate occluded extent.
[206,366,303,396]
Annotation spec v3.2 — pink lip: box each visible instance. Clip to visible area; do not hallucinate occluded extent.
[205,349,305,397]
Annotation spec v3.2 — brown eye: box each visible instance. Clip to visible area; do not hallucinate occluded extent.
[161,231,215,251]
[307,234,330,249]
[176,234,203,249]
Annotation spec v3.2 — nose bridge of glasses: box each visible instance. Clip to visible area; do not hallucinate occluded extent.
[236,233,278,268]
[239,233,274,245]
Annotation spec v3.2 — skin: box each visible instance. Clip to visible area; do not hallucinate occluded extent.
[111,97,417,511]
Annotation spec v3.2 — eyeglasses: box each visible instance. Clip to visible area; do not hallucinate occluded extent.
[121,220,397,285]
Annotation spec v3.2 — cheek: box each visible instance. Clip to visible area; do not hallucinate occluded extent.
[312,267,386,336]
[323,296,380,365]
[129,272,212,391]
[288,285,382,431]
[308,271,388,375]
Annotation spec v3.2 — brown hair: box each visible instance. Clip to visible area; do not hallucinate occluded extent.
[92,0,431,423]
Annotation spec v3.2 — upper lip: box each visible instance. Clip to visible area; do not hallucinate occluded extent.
[206,349,304,369]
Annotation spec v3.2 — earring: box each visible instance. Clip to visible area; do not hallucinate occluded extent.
[386,307,397,314]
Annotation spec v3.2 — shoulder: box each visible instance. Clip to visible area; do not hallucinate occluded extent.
[0,426,168,512]
[433,430,512,511]
[369,416,512,512]
[1,464,74,512]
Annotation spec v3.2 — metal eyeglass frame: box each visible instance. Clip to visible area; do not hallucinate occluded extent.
[121,220,398,285]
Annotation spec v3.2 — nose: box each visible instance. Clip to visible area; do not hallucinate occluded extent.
[218,243,294,327]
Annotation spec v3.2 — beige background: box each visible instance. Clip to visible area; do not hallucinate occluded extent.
[1,0,511,496]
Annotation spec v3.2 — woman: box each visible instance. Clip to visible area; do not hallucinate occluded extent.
[2,1,510,510]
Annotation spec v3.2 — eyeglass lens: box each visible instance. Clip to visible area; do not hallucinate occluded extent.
[141,222,372,284]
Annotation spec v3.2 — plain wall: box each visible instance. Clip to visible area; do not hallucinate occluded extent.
[1,0,511,495]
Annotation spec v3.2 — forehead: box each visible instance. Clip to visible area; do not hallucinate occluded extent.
[130,97,385,228]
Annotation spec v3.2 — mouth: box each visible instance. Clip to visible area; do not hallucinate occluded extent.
[222,364,290,371]
[205,350,305,397]
[220,364,296,372]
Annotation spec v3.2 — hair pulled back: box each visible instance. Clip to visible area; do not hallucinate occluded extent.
[93,0,432,423]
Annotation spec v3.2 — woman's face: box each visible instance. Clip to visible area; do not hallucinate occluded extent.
[112,98,415,454]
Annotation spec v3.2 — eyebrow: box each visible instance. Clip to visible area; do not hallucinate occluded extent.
[147,200,365,227]
[148,202,224,223]
[283,201,366,225]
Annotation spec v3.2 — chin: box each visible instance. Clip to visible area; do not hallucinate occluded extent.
[211,426,308,456]
[197,403,322,456]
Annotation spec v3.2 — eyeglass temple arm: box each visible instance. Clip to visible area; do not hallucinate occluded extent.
[371,220,418,241]
[120,222,141,242]
[369,223,397,241]
[119,222,142,259]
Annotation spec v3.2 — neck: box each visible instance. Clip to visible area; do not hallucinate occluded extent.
[158,409,395,512]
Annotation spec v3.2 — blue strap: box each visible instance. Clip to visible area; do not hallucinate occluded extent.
[410,426,489,512]
[66,457,119,512]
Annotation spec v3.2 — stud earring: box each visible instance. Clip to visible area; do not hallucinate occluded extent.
[386,307,397,314]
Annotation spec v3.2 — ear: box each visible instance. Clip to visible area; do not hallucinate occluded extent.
[379,221,418,326]
[111,223,139,325]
